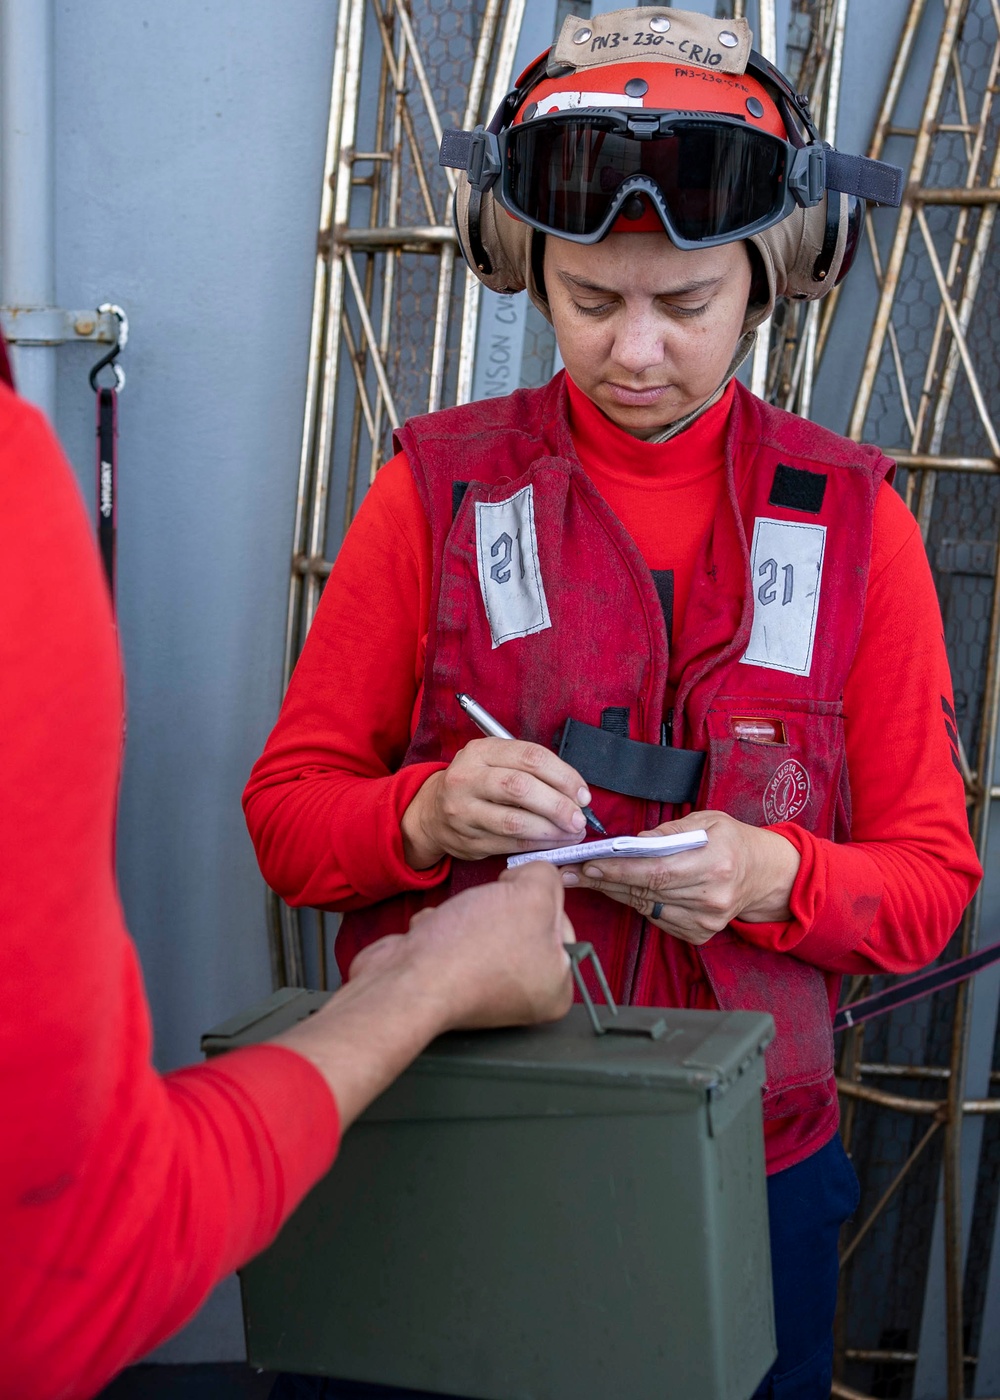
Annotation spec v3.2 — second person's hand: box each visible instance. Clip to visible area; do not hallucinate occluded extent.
[401,737,593,868]
[274,862,575,1132]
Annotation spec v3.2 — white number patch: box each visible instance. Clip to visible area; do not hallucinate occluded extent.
[740,518,826,676]
[475,485,551,648]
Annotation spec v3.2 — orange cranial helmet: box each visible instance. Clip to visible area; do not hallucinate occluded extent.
[513,54,787,237]
[440,7,901,325]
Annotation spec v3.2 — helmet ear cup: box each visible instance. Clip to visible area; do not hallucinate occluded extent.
[454,180,528,295]
[453,180,553,321]
[742,241,772,335]
[749,192,855,311]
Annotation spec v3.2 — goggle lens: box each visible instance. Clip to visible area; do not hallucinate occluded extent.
[505,116,789,244]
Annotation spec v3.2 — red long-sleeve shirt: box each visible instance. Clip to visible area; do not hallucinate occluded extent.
[245,375,981,1170]
[0,385,340,1400]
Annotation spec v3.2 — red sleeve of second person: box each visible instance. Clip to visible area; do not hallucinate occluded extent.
[0,387,341,1400]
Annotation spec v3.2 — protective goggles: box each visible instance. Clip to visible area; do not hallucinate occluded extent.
[440,110,901,248]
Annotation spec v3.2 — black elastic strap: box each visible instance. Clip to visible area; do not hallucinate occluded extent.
[812,189,843,284]
[558,717,705,805]
[96,386,117,606]
[600,706,630,739]
[825,149,903,207]
[439,129,473,169]
[649,568,674,640]
[0,329,13,389]
[452,480,471,520]
[466,187,493,276]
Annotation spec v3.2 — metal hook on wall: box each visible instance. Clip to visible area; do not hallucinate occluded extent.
[88,303,129,393]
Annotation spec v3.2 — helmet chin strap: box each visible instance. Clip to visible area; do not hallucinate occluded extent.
[644,329,756,444]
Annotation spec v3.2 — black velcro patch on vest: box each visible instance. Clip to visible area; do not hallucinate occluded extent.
[452,480,471,520]
[650,569,675,640]
[559,717,705,805]
[600,707,630,739]
[769,463,827,514]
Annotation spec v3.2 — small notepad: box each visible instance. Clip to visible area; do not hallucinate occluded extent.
[506,829,709,869]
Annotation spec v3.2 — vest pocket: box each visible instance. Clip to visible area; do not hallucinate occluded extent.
[701,695,847,840]
[697,694,845,1109]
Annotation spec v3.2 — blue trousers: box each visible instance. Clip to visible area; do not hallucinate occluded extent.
[269,1133,859,1400]
[751,1133,860,1397]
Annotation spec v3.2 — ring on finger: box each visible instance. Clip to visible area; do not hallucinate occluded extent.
[650,901,664,921]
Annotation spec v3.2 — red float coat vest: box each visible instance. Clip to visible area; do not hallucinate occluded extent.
[338,374,893,1123]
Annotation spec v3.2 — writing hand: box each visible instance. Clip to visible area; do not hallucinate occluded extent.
[401,737,592,867]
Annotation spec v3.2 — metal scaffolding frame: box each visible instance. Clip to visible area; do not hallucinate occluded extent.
[755,0,850,416]
[267,3,1000,1395]
[266,0,531,987]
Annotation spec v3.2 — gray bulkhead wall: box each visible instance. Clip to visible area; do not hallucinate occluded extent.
[4,0,993,1367]
[45,1,338,1360]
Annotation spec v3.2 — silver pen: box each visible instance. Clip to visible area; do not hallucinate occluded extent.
[455,692,607,835]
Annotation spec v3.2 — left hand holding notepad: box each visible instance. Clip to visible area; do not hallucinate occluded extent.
[557,812,801,948]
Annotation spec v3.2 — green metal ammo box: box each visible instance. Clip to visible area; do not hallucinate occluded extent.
[202,965,776,1400]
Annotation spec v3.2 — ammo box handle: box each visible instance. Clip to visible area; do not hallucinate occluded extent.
[566,943,667,1041]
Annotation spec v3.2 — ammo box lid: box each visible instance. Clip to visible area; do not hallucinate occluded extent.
[203,989,774,1102]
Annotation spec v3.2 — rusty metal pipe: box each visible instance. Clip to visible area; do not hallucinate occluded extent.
[889,452,999,471]
[870,0,930,160]
[858,1062,951,1079]
[367,3,406,494]
[304,0,366,640]
[335,224,456,246]
[914,207,1000,457]
[839,1119,941,1267]
[457,0,528,406]
[836,1077,945,1114]
[831,1380,879,1400]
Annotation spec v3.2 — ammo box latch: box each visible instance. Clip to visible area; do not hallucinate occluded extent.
[567,942,668,1040]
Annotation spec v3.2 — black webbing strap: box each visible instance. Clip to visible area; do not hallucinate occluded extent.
[834,941,1000,1033]
[452,480,471,520]
[95,386,117,605]
[649,568,674,640]
[600,706,630,739]
[439,129,473,170]
[558,717,705,805]
[466,187,494,276]
[825,149,903,207]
